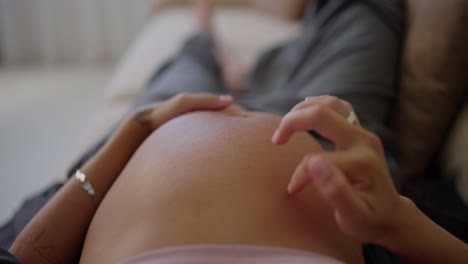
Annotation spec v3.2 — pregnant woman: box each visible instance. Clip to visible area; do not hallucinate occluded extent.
[4,1,466,263]
[6,94,468,264]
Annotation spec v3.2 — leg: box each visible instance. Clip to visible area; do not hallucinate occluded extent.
[132,32,225,107]
[133,0,249,106]
[193,0,249,93]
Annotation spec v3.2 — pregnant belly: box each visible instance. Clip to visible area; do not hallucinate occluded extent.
[80,111,362,264]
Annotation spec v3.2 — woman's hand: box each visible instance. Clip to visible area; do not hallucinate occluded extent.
[131,93,233,133]
[272,95,402,245]
[9,93,233,264]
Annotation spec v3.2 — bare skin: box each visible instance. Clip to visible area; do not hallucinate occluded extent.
[274,95,468,264]
[194,0,249,93]
[10,94,467,264]
[80,109,364,264]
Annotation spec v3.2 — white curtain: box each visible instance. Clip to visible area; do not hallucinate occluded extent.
[0,0,153,66]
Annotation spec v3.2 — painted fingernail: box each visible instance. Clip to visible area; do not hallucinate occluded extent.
[219,95,233,105]
[309,158,331,182]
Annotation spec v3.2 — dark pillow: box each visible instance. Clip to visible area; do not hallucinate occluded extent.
[392,0,468,179]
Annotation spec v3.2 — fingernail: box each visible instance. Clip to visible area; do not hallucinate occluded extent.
[272,129,280,143]
[287,182,294,194]
[219,95,232,105]
[309,158,331,182]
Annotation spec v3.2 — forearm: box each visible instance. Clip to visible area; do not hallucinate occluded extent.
[10,116,149,264]
[9,93,233,263]
[382,196,468,264]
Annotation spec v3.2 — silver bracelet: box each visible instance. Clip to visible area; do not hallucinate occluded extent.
[74,170,97,201]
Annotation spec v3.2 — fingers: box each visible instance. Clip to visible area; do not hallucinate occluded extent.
[278,96,399,244]
[272,104,358,148]
[287,156,312,195]
[134,93,233,131]
[169,93,233,114]
[153,93,233,128]
[273,96,360,147]
[297,96,359,125]
[287,150,369,195]
[293,95,352,118]
[300,157,370,226]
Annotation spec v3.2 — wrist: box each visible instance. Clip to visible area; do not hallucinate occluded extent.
[375,195,468,263]
[376,195,416,253]
[99,113,152,154]
[118,112,152,139]
[80,115,151,192]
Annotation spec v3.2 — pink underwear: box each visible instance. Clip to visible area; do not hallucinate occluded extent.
[119,244,344,264]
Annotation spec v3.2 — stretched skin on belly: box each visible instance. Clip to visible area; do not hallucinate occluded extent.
[80,111,364,264]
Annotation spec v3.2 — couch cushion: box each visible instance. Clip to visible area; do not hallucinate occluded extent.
[392,0,468,179]
[250,0,307,20]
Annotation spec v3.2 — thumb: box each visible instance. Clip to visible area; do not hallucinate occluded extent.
[307,157,368,224]
[189,94,233,110]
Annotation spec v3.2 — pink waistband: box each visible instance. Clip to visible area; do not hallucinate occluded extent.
[119,244,344,264]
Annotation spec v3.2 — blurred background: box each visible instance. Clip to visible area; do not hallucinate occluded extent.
[0,0,302,225]
[0,0,153,223]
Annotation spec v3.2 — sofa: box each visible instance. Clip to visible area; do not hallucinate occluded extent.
[71,0,468,233]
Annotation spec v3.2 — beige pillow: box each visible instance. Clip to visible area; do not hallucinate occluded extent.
[443,102,468,205]
[392,0,468,179]
[250,0,307,20]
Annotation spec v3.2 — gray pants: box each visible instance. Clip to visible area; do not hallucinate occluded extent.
[124,0,403,181]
